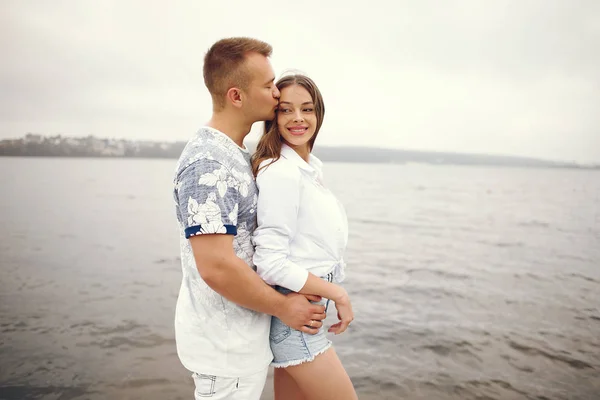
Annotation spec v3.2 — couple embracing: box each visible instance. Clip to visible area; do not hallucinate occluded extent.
[173,37,357,400]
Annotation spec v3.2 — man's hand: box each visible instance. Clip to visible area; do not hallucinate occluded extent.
[277,293,326,335]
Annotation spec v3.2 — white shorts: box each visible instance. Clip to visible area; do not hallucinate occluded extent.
[192,367,268,400]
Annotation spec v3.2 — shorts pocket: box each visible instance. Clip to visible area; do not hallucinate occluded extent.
[269,317,291,344]
[192,373,216,397]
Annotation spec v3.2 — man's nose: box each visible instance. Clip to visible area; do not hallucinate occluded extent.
[273,86,280,99]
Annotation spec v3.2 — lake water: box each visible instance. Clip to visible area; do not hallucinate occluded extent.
[0,157,598,400]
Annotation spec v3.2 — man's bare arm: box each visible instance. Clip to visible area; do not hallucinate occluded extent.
[189,234,326,334]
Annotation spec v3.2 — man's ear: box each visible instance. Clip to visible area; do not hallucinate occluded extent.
[226,87,243,108]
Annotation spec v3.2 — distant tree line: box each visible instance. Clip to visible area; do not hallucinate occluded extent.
[0,134,186,159]
[1,133,597,169]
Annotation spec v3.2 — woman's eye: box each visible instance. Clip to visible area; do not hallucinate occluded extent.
[303,108,314,112]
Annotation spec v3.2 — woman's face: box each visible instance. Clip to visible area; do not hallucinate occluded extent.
[277,84,317,157]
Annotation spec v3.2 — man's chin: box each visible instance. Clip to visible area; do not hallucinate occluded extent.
[263,111,276,121]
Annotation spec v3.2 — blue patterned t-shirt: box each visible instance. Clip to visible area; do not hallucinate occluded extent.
[172,126,272,377]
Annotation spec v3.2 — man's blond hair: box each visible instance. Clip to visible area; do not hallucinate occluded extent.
[203,37,273,109]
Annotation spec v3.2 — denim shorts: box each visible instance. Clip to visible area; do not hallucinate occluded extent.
[270,273,333,368]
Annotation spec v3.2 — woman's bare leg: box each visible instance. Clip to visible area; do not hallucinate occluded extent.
[274,368,306,400]
[284,347,357,400]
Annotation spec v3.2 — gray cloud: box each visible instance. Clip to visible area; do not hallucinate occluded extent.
[2,0,599,163]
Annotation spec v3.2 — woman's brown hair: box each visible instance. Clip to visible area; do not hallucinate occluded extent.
[251,74,325,176]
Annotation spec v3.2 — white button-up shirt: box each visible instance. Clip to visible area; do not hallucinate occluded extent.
[253,144,348,292]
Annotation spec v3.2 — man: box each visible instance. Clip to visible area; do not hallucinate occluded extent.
[172,37,327,400]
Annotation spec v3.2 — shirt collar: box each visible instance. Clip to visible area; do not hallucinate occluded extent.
[280,143,322,178]
[200,126,249,153]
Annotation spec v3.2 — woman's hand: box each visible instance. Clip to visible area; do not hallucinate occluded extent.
[328,288,354,335]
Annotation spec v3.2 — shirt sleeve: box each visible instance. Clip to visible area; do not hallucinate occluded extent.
[252,160,309,292]
[175,159,240,238]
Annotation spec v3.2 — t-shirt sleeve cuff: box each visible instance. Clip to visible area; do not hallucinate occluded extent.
[185,224,237,238]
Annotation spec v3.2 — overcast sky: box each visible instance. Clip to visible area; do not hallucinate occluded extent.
[2,0,599,163]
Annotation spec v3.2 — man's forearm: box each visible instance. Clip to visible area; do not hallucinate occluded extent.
[200,254,286,317]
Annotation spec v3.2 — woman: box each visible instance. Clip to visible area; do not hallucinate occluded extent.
[252,74,358,400]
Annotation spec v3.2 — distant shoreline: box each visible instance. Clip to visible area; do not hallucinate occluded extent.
[1,134,598,170]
